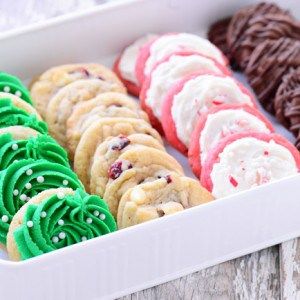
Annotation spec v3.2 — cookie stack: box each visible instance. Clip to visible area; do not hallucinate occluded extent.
[0,72,116,261]
[30,63,213,230]
[114,31,300,199]
[208,2,300,148]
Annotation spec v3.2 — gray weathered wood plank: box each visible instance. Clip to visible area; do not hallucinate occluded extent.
[121,246,280,300]
[280,239,300,300]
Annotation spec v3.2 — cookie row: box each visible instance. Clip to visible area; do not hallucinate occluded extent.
[30,64,214,229]
[114,32,300,199]
[0,72,116,260]
[208,2,300,149]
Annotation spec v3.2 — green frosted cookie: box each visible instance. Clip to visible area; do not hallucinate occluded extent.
[0,98,47,134]
[7,188,116,260]
[0,75,32,105]
[0,133,70,170]
[0,159,83,246]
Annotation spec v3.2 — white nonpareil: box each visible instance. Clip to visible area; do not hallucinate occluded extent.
[144,33,226,77]
[172,75,253,147]
[210,137,298,198]
[146,54,222,120]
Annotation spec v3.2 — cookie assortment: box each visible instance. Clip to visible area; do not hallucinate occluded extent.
[115,29,300,199]
[208,2,300,149]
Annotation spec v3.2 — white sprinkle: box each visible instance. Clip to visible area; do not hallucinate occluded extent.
[14,159,18,163]
[58,219,64,226]
[37,176,44,183]
[26,196,31,202]
[40,211,47,218]
[25,182,32,189]
[11,143,18,151]
[20,194,27,201]
[99,213,106,221]
[13,189,19,196]
[52,236,59,243]
[3,86,10,93]
[62,180,68,186]
[93,210,100,217]
[26,169,33,176]
[1,215,8,223]
[86,217,92,224]
[57,192,65,199]
[15,90,22,97]
[59,232,66,239]
[81,236,87,241]
[26,221,33,228]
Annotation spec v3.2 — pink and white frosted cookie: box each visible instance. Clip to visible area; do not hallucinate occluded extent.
[200,132,300,198]
[140,52,230,133]
[113,34,158,96]
[188,104,274,177]
[136,33,228,85]
[161,72,257,154]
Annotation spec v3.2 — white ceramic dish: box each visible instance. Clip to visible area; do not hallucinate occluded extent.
[0,0,299,299]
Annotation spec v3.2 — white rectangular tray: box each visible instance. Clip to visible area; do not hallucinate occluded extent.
[0,0,299,299]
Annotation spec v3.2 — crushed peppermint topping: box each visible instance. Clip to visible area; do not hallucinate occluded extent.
[264,150,269,156]
[212,99,223,105]
[229,175,238,187]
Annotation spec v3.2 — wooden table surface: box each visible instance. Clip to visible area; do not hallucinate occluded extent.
[1,1,299,299]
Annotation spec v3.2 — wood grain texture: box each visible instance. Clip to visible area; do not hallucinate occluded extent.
[120,246,280,300]
[280,239,300,300]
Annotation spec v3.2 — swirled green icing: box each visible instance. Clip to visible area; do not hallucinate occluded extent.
[0,75,32,105]
[0,133,70,170]
[0,72,26,90]
[0,159,83,245]
[0,98,47,133]
[13,188,117,260]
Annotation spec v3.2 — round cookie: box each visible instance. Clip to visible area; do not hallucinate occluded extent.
[136,32,228,85]
[0,133,70,170]
[113,34,158,96]
[46,79,126,148]
[245,38,300,112]
[66,92,149,157]
[140,51,231,133]
[161,72,256,154]
[0,98,48,134]
[0,92,42,120]
[0,158,83,247]
[103,147,184,217]
[30,63,126,117]
[188,104,274,177]
[74,117,163,190]
[200,132,300,198]
[90,134,165,196]
[7,188,116,261]
[117,172,213,229]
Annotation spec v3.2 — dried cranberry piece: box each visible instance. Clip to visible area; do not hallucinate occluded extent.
[165,175,172,184]
[111,136,130,151]
[108,160,132,180]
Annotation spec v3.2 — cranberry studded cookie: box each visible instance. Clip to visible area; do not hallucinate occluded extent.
[103,147,184,217]
[188,104,274,177]
[74,117,162,190]
[201,132,300,198]
[136,32,228,85]
[46,79,126,148]
[30,63,126,117]
[140,51,230,133]
[117,172,213,228]
[66,92,149,157]
[161,72,256,154]
[113,34,158,96]
[7,188,116,260]
[90,134,165,196]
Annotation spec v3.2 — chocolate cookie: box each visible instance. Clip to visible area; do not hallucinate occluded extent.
[245,38,300,112]
[227,2,291,70]
[274,67,300,136]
